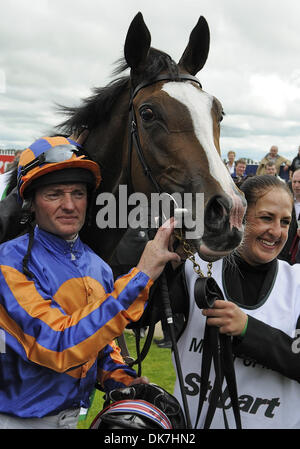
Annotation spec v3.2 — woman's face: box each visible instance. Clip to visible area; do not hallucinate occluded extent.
[238,188,292,265]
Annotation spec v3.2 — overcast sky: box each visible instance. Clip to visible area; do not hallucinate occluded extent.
[1,0,300,162]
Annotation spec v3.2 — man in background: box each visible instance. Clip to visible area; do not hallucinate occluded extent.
[256,145,291,176]
[279,168,300,264]
[231,159,248,188]
[264,161,285,182]
[289,145,300,178]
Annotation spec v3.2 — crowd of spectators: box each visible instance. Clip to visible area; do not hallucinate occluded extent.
[225,145,300,265]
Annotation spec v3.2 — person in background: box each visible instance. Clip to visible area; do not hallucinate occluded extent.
[225,151,236,175]
[279,168,300,264]
[0,135,180,429]
[231,159,248,188]
[289,145,300,178]
[169,175,300,428]
[256,145,291,176]
[264,161,285,182]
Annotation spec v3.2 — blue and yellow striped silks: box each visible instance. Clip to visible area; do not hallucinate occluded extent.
[0,227,152,418]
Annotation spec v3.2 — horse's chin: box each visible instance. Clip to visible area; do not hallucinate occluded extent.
[197,243,233,262]
[196,226,244,262]
[186,235,242,262]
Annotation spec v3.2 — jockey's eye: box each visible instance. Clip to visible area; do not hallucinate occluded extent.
[140,107,155,122]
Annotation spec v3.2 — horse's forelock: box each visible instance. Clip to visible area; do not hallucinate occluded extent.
[133,48,179,85]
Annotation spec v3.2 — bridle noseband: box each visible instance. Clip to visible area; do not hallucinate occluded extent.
[127,73,202,195]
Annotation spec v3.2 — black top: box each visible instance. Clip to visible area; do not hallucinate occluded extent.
[223,254,277,307]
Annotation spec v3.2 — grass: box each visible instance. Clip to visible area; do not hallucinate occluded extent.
[77,331,176,429]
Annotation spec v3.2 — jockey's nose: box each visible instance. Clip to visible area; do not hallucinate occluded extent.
[60,193,76,209]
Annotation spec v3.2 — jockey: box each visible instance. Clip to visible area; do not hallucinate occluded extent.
[0,135,180,429]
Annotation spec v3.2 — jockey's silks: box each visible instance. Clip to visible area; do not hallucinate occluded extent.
[0,227,152,418]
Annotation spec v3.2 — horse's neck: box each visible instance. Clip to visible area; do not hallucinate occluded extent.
[81,195,129,263]
[81,93,133,261]
[86,94,129,193]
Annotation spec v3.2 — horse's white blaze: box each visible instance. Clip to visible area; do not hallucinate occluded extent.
[162,82,245,230]
[162,82,232,193]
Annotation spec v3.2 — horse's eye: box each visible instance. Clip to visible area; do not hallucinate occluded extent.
[140,107,154,121]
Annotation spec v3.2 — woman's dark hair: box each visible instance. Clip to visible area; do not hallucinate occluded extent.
[240,175,293,208]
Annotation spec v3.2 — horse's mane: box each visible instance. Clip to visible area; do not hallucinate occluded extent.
[56,48,179,134]
[5,49,179,197]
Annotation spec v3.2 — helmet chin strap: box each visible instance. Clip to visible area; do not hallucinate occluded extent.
[22,220,35,279]
[20,198,33,225]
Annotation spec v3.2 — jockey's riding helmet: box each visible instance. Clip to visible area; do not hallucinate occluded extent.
[17,136,101,200]
[90,383,186,429]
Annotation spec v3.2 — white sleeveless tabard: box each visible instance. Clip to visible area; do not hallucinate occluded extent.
[173,257,300,429]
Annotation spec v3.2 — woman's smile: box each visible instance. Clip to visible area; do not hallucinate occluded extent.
[238,188,292,266]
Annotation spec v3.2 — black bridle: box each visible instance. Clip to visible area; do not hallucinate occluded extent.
[126,73,202,429]
[126,74,242,430]
[127,73,202,194]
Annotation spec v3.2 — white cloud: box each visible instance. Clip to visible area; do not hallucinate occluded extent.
[248,73,300,118]
[1,0,300,163]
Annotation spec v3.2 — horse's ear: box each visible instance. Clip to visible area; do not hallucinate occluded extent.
[124,12,151,72]
[178,16,210,75]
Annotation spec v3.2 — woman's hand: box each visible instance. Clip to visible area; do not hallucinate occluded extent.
[202,300,248,336]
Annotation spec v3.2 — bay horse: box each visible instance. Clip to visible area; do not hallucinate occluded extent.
[1,13,246,427]
[57,12,246,263]
[3,12,246,264]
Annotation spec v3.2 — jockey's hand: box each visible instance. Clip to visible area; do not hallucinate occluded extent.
[129,376,149,386]
[137,217,181,281]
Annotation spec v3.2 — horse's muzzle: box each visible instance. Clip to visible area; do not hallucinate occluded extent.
[199,193,246,257]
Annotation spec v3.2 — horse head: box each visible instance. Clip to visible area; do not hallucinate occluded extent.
[118,13,246,262]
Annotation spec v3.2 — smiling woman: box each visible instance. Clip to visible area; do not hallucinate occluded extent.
[168,175,300,429]
[238,176,293,265]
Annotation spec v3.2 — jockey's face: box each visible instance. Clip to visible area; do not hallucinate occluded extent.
[32,182,87,240]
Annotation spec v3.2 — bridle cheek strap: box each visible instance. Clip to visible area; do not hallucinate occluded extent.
[127,74,202,195]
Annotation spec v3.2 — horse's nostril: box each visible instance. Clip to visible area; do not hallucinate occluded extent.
[212,199,226,219]
[204,195,231,229]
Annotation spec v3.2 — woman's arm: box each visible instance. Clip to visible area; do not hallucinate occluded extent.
[232,315,300,382]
